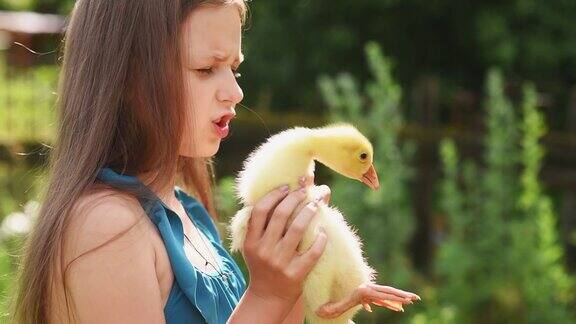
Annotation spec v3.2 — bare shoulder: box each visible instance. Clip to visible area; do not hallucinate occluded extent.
[60,186,166,323]
[64,187,154,266]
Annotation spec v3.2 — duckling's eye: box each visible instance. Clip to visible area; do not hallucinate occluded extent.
[359,153,368,160]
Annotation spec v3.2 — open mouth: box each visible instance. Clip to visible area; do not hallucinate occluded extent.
[212,113,235,139]
[214,118,228,128]
[213,119,230,138]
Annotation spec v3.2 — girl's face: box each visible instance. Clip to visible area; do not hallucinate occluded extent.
[179,5,244,157]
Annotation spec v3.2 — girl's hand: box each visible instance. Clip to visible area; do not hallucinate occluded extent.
[242,177,328,303]
[302,173,331,205]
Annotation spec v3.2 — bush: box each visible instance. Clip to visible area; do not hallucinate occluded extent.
[435,71,575,323]
[317,42,576,322]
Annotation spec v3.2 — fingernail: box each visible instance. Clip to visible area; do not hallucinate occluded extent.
[300,187,307,194]
[279,184,290,192]
[299,175,306,185]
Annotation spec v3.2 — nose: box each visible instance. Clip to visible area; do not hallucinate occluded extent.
[216,71,244,105]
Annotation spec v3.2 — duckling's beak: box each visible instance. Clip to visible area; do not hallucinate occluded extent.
[361,164,379,190]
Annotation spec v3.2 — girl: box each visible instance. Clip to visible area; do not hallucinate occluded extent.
[10,1,418,323]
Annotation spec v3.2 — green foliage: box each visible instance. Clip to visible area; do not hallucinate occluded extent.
[0,164,42,219]
[434,139,477,319]
[3,1,576,129]
[237,0,576,116]
[0,234,26,321]
[0,54,54,218]
[434,70,576,323]
[0,53,56,315]
[319,42,417,322]
[0,0,74,14]
[0,166,44,318]
[513,84,575,322]
[318,42,575,322]
[0,55,58,144]
[214,176,241,225]
[0,243,14,318]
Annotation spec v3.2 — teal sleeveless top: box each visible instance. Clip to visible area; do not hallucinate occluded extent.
[96,167,247,324]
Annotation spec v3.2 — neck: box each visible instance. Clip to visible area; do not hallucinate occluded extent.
[306,129,337,169]
[285,130,336,188]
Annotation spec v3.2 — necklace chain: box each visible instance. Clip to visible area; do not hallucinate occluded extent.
[182,217,229,280]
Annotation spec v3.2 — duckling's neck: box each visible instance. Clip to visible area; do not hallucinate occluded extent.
[287,130,326,160]
[278,131,332,178]
[304,130,338,169]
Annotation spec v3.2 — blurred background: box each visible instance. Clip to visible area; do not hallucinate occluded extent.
[1,0,575,323]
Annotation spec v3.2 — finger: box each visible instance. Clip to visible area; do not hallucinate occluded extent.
[264,181,305,230]
[314,184,331,204]
[277,201,319,261]
[368,283,421,301]
[261,187,307,245]
[306,184,330,205]
[296,174,314,188]
[298,175,308,188]
[289,228,327,278]
[281,189,327,237]
[246,184,290,242]
[281,198,310,237]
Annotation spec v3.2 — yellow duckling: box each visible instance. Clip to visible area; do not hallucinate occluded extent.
[229,123,419,323]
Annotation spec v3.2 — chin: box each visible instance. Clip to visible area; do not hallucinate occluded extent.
[209,145,220,157]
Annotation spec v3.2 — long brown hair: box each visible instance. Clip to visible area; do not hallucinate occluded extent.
[9,1,247,323]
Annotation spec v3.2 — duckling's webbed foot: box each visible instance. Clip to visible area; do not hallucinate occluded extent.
[315,283,419,319]
[314,292,359,319]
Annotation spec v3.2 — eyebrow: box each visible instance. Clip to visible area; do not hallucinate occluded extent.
[211,51,244,64]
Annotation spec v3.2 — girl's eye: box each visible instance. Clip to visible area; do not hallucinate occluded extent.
[195,67,241,79]
[196,67,214,75]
